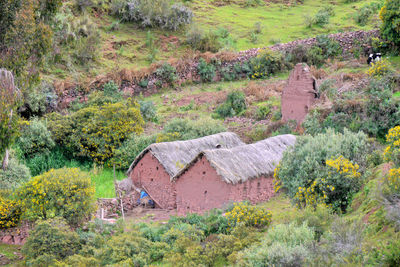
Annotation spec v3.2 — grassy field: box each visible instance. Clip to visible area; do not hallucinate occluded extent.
[91,168,126,198]
[47,0,382,80]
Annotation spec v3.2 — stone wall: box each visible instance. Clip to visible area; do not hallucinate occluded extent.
[57,30,380,107]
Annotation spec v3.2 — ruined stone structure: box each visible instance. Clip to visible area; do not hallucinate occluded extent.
[281,63,318,124]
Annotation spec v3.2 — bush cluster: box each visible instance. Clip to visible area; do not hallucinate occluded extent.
[0,156,31,191]
[47,100,144,164]
[215,90,247,118]
[156,63,177,84]
[366,58,392,77]
[274,128,368,212]
[249,49,285,79]
[236,222,315,266]
[186,26,235,52]
[197,58,216,82]
[384,125,400,166]
[139,100,157,122]
[0,196,22,229]
[116,0,193,30]
[16,168,96,226]
[225,202,272,229]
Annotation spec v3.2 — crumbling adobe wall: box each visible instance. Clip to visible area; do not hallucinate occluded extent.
[281,63,318,123]
[129,152,176,209]
[175,156,275,215]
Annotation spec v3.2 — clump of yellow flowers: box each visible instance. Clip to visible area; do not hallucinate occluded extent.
[0,197,22,229]
[225,202,272,229]
[293,155,361,212]
[16,168,96,227]
[384,168,400,194]
[366,58,391,77]
[384,126,400,165]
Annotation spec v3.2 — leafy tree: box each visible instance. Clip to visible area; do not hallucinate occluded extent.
[0,69,20,170]
[380,0,400,46]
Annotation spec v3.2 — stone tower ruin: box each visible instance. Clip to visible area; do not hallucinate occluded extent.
[281,63,318,124]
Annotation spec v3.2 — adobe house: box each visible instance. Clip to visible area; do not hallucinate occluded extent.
[281,63,318,124]
[172,134,297,214]
[127,132,245,209]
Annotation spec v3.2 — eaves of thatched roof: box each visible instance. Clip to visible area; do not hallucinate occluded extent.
[127,132,245,179]
[173,134,297,184]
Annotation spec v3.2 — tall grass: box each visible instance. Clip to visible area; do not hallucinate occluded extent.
[91,168,126,198]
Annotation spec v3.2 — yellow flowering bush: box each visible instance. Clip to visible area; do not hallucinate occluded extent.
[366,59,391,77]
[16,168,96,226]
[384,167,400,194]
[156,132,181,143]
[384,126,400,166]
[293,156,362,213]
[225,202,272,229]
[47,101,144,164]
[249,49,284,79]
[0,196,22,229]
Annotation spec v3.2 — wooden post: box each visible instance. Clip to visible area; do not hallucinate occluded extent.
[114,164,125,220]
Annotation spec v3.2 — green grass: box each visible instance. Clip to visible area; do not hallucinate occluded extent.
[0,243,22,266]
[91,168,126,198]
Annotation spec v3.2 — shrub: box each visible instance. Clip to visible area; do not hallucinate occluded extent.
[255,104,271,120]
[17,118,55,159]
[354,5,374,26]
[366,58,392,77]
[0,196,22,229]
[274,129,368,208]
[197,58,216,82]
[225,202,272,229]
[236,222,315,266]
[111,134,156,170]
[215,90,247,118]
[156,132,181,143]
[293,155,362,212]
[314,9,330,26]
[156,63,177,84]
[384,168,400,194]
[163,118,227,140]
[24,81,57,117]
[0,155,31,191]
[48,101,144,164]
[249,49,285,79]
[17,168,96,226]
[384,126,400,166]
[103,81,121,98]
[22,218,81,265]
[139,100,157,122]
[380,0,400,46]
[122,0,193,30]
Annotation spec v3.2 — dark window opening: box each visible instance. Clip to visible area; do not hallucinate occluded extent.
[257,182,261,187]
[203,171,206,175]
[156,166,159,170]
[204,190,207,195]
[151,178,154,182]
[141,163,143,166]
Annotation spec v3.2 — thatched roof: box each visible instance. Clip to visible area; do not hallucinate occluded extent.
[127,132,245,178]
[173,134,297,184]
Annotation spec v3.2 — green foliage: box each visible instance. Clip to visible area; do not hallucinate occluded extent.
[0,70,20,157]
[225,202,272,229]
[0,155,31,191]
[303,76,400,139]
[384,126,400,166]
[156,63,177,84]
[17,168,96,226]
[120,0,193,31]
[164,118,227,140]
[249,49,285,79]
[111,134,156,170]
[197,58,216,82]
[139,100,157,122]
[17,118,55,159]
[145,30,158,62]
[22,218,81,265]
[215,90,246,118]
[255,104,271,120]
[274,129,368,207]
[236,222,315,266]
[354,2,383,26]
[0,196,22,229]
[103,81,121,98]
[47,101,144,164]
[380,0,400,46]
[24,81,57,117]
[186,26,234,52]
[313,7,331,27]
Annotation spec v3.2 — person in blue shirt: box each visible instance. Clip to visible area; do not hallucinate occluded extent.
[137,190,155,208]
